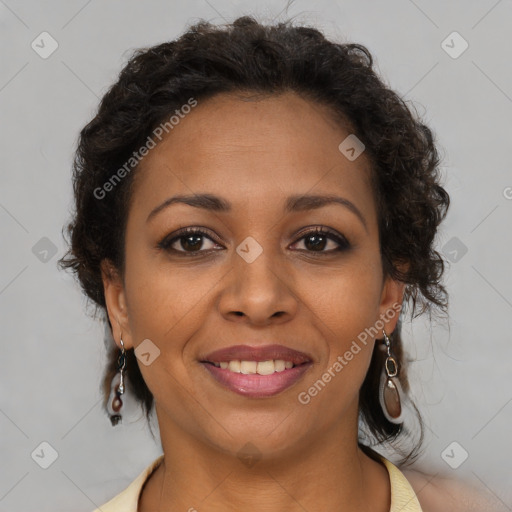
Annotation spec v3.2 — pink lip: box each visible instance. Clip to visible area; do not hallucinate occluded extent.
[201,344,312,365]
[199,344,313,398]
[201,361,312,398]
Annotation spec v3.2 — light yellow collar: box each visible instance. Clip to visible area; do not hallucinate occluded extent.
[92,453,423,511]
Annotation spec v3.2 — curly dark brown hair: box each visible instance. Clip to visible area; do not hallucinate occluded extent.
[58,15,450,467]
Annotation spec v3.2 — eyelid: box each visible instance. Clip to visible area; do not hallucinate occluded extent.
[290,226,349,251]
[158,225,350,255]
[158,227,222,251]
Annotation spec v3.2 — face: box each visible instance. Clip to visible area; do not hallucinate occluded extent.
[102,91,405,459]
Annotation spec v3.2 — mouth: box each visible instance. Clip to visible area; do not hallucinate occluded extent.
[199,344,313,398]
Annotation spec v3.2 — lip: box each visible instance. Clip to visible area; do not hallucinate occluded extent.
[201,344,313,365]
[199,344,313,398]
[201,360,313,398]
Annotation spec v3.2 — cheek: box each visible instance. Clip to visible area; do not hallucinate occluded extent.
[307,259,382,334]
[303,257,382,378]
[122,253,225,400]
[124,253,215,345]
[300,274,379,416]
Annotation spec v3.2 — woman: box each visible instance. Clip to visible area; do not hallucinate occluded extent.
[58,15,496,512]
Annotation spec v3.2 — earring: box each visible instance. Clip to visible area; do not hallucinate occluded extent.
[378,329,405,424]
[107,337,126,426]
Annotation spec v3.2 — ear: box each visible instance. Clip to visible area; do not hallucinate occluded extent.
[101,259,134,350]
[378,264,408,334]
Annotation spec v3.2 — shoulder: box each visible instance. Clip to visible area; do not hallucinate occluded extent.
[91,455,164,512]
[400,468,509,512]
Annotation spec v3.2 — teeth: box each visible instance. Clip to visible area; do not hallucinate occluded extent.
[240,361,257,374]
[256,360,275,375]
[274,360,285,372]
[214,359,296,374]
[228,360,241,373]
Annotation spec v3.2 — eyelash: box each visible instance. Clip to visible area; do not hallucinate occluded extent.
[157,226,350,256]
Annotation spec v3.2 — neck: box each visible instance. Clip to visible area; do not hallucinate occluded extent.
[139,407,390,512]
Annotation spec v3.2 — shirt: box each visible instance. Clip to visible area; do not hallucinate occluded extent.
[91,453,423,511]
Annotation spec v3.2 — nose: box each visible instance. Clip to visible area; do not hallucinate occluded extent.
[218,245,298,326]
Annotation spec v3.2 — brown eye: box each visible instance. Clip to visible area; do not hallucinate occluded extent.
[158,228,222,255]
[292,227,350,253]
[176,233,206,252]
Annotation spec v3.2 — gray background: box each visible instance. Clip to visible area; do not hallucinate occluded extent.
[1,0,511,510]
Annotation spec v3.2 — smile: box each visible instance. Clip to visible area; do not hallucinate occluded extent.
[208,359,295,374]
[200,359,312,398]
[199,343,313,398]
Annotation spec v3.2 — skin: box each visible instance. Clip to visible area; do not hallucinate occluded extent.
[102,90,408,512]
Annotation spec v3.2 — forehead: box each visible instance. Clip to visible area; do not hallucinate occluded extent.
[130,91,376,221]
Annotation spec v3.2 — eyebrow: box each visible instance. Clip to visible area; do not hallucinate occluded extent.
[146,193,368,232]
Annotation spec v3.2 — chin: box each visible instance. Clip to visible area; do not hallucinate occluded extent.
[201,420,311,462]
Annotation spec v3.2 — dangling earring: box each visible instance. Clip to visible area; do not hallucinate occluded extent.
[107,337,126,426]
[378,329,405,424]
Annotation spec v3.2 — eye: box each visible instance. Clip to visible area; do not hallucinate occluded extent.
[291,227,350,253]
[158,226,350,257]
[158,227,223,255]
